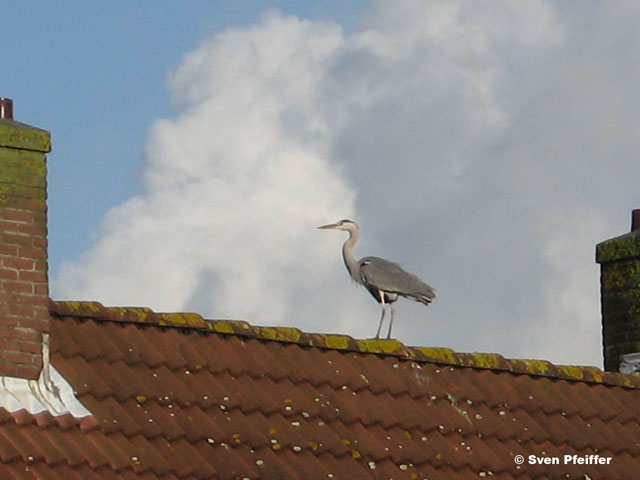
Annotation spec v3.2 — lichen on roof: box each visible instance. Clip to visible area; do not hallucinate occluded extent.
[50,300,640,389]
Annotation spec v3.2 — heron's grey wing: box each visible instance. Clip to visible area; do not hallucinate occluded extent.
[359,256,435,305]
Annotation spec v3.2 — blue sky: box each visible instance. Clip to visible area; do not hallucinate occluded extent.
[3,1,369,276]
[4,1,640,367]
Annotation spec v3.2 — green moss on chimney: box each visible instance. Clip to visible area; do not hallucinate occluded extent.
[0,119,51,152]
[605,341,640,359]
[597,214,640,371]
[596,232,640,263]
[600,260,640,290]
[0,148,47,207]
[0,119,50,208]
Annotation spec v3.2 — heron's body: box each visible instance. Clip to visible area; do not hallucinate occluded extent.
[318,219,435,339]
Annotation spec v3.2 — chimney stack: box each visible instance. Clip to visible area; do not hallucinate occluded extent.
[0,98,51,379]
[596,210,640,373]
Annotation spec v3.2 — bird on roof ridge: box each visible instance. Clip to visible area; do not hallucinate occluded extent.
[318,219,435,339]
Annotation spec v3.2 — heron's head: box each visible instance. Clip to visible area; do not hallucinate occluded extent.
[317,219,358,232]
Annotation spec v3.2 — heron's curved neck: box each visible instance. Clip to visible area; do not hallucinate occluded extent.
[342,228,361,282]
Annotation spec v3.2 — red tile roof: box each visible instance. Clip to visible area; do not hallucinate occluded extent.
[0,300,639,479]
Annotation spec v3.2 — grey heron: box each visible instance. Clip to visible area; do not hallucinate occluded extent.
[318,219,435,339]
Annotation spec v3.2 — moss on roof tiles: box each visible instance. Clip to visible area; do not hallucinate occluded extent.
[49,300,640,389]
[322,335,350,350]
[108,307,152,323]
[356,339,405,355]
[160,312,207,327]
[521,359,552,376]
[61,301,105,315]
[209,320,253,334]
[256,326,302,342]
[412,346,458,364]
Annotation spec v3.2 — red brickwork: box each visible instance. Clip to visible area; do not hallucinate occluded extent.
[0,118,51,379]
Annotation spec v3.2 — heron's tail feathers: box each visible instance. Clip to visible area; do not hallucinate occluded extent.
[415,294,434,305]
[406,287,435,306]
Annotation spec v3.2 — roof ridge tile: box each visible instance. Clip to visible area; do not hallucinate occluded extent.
[50,300,640,389]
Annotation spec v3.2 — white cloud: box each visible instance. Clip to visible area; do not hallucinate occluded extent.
[54,2,640,367]
[55,12,362,333]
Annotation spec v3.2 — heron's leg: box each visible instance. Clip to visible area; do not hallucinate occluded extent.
[386,304,396,339]
[375,292,386,339]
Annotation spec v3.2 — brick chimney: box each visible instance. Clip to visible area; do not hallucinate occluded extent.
[0,98,51,380]
[596,210,640,373]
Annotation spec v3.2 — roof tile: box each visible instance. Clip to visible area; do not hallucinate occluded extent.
[3,300,640,478]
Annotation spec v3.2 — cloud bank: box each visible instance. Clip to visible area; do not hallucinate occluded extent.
[54,1,640,367]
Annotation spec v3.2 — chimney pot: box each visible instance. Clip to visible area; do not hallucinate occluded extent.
[0,97,14,120]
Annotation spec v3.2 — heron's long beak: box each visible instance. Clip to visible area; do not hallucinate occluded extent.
[317,223,339,230]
